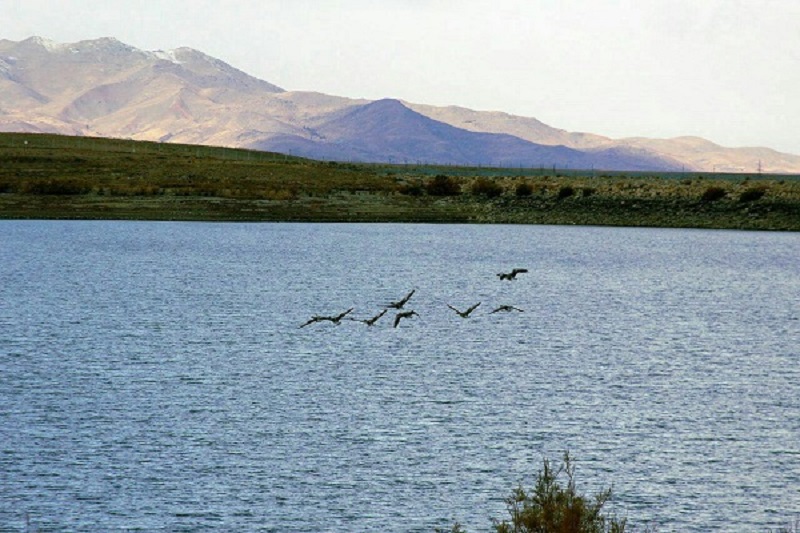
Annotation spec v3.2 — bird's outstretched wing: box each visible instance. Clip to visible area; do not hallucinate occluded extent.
[301,308,353,327]
[448,303,480,317]
[299,316,323,328]
[465,302,481,315]
[360,309,387,325]
[490,305,524,314]
[498,268,528,280]
[333,308,354,321]
[393,310,417,327]
[389,289,416,308]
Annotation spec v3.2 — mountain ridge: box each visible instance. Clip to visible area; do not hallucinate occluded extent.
[1,36,798,172]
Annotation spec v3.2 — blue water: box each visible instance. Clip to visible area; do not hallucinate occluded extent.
[1,221,798,532]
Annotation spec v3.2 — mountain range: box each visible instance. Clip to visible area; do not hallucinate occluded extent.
[2,36,799,173]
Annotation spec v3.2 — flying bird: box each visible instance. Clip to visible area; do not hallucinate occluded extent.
[393,310,418,328]
[299,315,327,328]
[350,309,388,326]
[497,268,528,280]
[447,302,481,318]
[387,289,416,309]
[299,308,354,328]
[328,308,354,324]
[490,305,524,314]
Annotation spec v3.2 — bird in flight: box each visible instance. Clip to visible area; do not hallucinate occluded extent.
[350,309,388,326]
[299,308,354,328]
[393,310,418,328]
[387,289,415,309]
[490,305,524,314]
[447,302,481,318]
[497,268,528,280]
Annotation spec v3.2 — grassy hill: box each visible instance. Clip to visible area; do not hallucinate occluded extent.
[1,132,799,230]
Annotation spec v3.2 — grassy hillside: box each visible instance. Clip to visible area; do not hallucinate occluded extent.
[1,132,799,230]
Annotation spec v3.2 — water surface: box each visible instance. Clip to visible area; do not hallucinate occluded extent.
[1,221,798,531]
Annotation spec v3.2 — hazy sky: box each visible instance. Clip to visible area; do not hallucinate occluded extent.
[5,0,800,153]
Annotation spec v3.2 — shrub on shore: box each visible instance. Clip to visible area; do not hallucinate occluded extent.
[739,187,766,203]
[700,186,727,203]
[441,453,630,533]
[426,174,462,196]
[20,179,91,195]
[471,177,504,198]
[493,452,627,533]
[515,182,534,197]
[557,185,576,200]
[397,182,425,196]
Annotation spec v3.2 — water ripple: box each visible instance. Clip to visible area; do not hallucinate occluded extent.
[1,221,798,532]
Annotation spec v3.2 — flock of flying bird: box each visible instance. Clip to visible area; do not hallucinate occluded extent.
[299,268,528,329]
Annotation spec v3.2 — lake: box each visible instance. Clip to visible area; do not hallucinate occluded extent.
[1,221,798,532]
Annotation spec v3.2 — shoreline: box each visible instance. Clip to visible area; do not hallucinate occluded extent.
[2,133,799,231]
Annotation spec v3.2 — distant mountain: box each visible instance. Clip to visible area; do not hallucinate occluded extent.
[403,103,800,174]
[2,36,799,173]
[255,99,682,170]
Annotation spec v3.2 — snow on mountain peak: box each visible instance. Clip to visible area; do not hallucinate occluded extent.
[150,49,183,64]
[25,36,66,52]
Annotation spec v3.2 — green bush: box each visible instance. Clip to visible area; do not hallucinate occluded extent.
[426,174,461,196]
[739,187,766,203]
[515,182,534,197]
[557,186,575,200]
[0,178,16,193]
[471,178,504,198]
[22,179,91,195]
[493,452,626,533]
[397,183,424,196]
[442,453,800,532]
[700,186,727,203]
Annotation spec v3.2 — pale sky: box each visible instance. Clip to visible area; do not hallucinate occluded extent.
[4,0,800,154]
